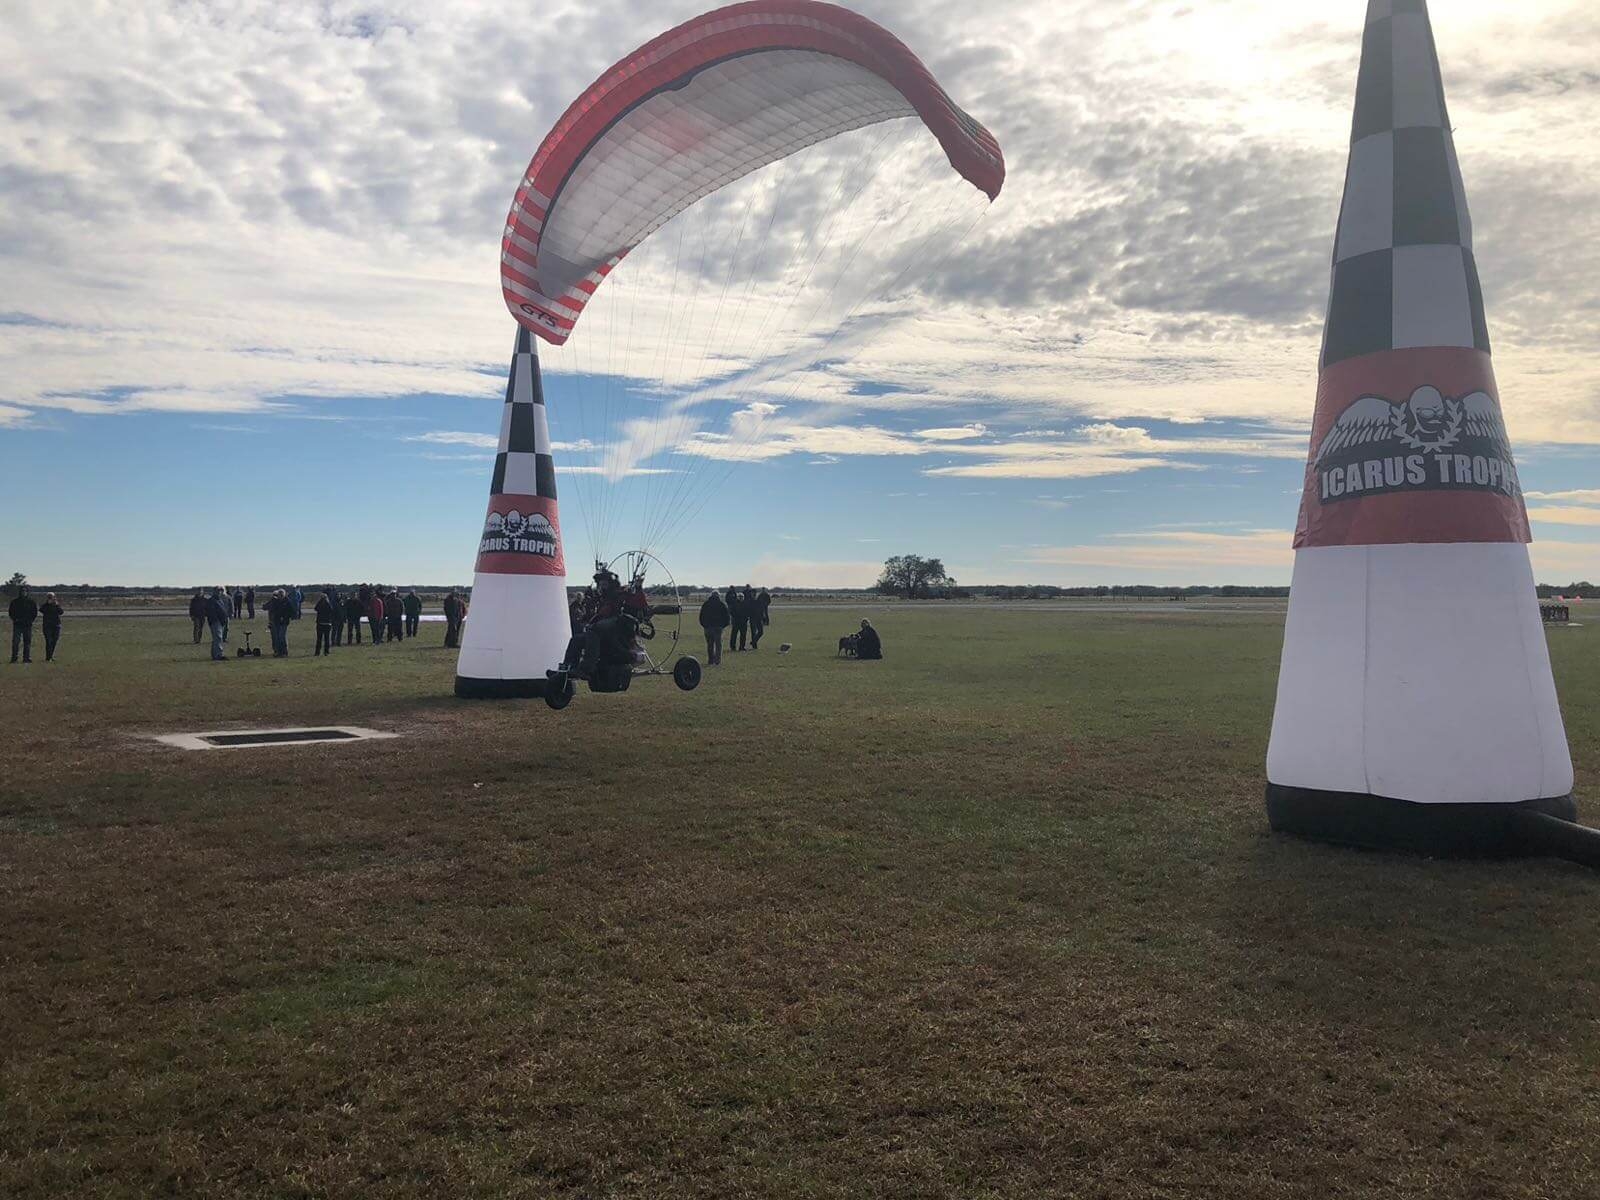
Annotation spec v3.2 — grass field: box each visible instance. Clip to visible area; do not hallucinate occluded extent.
[2,605,1597,1199]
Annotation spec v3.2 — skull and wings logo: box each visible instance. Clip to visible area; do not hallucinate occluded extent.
[1314,386,1510,468]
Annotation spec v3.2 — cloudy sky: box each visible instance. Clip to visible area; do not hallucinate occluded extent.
[3,0,1598,588]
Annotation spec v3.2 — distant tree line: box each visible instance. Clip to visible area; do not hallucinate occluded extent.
[1537,581,1598,599]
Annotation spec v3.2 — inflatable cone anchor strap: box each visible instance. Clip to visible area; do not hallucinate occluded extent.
[1264,0,1588,862]
[454,326,571,698]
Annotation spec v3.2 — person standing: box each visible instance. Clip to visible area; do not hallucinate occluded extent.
[384,589,404,643]
[443,589,465,648]
[188,590,207,644]
[726,585,746,652]
[403,589,422,638]
[204,587,231,661]
[744,585,762,649]
[698,588,729,666]
[289,585,304,621]
[368,588,386,644]
[39,593,64,662]
[314,590,336,656]
[757,587,772,641]
[245,587,256,620]
[216,585,230,644]
[231,587,244,619]
[326,585,342,645]
[266,588,294,657]
[8,585,38,664]
[345,591,365,644]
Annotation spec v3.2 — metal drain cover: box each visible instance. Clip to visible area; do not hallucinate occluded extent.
[153,726,398,751]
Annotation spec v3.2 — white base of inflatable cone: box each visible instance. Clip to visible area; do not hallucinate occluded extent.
[1266,542,1576,856]
[454,573,571,699]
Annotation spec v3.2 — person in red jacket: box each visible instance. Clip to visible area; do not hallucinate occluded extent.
[368,589,386,644]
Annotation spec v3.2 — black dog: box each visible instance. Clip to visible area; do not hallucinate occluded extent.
[838,634,859,658]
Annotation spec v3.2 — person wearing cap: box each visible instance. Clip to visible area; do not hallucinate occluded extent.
[39,593,64,662]
[203,587,231,661]
[265,588,294,657]
[384,589,405,642]
[854,618,882,660]
[188,589,207,643]
[403,589,423,638]
[698,588,730,666]
[8,584,38,664]
[313,590,338,657]
[726,585,746,652]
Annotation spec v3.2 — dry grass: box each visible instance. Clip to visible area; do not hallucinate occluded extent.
[1,606,1597,1199]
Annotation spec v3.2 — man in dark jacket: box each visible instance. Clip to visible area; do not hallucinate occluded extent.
[756,588,772,636]
[314,590,336,656]
[384,590,404,642]
[854,618,882,660]
[9,585,38,664]
[443,590,465,648]
[245,587,256,619]
[40,593,64,662]
[403,589,422,638]
[726,585,746,652]
[232,587,244,619]
[265,588,294,657]
[326,585,344,645]
[744,585,762,649]
[345,591,364,643]
[188,590,207,643]
[204,587,231,661]
[698,589,730,665]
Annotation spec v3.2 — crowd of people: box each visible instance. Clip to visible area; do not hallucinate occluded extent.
[6,576,883,671]
[695,584,772,666]
[188,584,468,662]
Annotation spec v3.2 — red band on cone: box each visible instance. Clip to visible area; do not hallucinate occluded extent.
[1294,347,1530,549]
[474,495,567,576]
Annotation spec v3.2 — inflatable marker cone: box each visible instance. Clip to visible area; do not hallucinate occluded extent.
[454,326,570,699]
[1265,0,1577,856]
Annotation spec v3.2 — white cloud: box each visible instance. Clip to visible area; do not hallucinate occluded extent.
[408,430,498,449]
[916,423,989,441]
[1527,505,1600,527]
[1027,529,1292,572]
[1525,489,1600,505]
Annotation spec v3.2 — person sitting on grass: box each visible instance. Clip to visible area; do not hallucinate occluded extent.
[855,618,882,660]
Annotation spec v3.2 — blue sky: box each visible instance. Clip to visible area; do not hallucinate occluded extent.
[2,1,1598,587]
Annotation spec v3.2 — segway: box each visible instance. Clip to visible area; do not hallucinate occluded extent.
[236,630,263,658]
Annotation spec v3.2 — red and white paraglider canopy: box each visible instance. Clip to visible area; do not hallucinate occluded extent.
[500,0,1006,345]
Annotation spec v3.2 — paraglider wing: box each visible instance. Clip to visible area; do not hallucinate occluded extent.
[501,0,1006,345]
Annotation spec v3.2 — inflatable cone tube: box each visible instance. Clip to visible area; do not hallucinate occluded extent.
[454,327,571,699]
[1265,0,1576,855]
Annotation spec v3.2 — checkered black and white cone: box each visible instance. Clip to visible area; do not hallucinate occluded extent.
[1265,0,1574,853]
[454,326,571,698]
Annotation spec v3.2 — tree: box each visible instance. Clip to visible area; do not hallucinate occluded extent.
[4,572,24,598]
[875,555,955,600]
